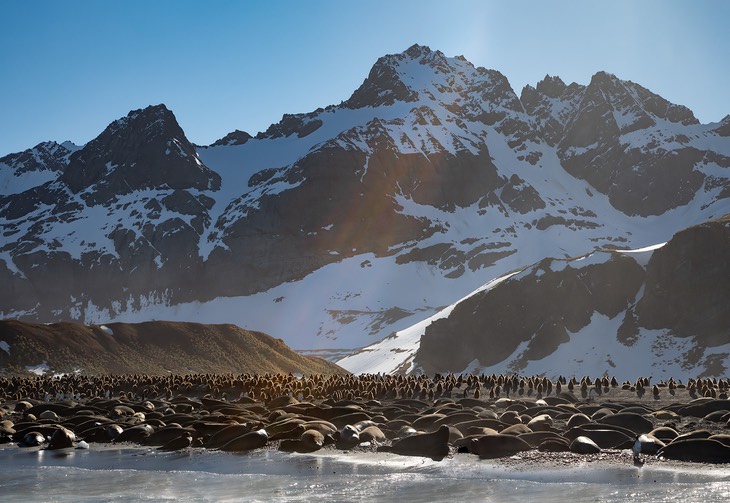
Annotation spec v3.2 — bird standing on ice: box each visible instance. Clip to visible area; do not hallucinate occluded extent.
[632,436,644,466]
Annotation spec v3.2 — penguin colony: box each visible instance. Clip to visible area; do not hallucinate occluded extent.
[1,372,729,463]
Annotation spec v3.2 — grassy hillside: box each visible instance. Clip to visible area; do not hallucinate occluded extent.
[0,320,346,376]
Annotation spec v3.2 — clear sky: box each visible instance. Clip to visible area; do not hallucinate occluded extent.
[1,0,728,156]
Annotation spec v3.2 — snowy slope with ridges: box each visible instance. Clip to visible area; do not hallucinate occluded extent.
[337,241,730,380]
[336,269,523,375]
[340,219,730,380]
[474,315,730,382]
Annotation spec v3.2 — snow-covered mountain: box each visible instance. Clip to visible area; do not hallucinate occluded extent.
[1,45,729,375]
[0,141,80,195]
[340,215,730,379]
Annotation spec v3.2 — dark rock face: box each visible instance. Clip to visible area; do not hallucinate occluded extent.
[60,104,220,203]
[500,174,546,214]
[416,254,645,373]
[633,216,730,345]
[522,71,725,217]
[556,73,705,216]
[343,44,423,109]
[716,116,730,137]
[536,75,568,99]
[0,141,73,177]
[520,76,585,147]
[206,136,479,296]
[256,113,323,139]
[210,129,252,146]
[560,143,706,217]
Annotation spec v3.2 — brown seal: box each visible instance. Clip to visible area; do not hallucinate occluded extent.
[48,425,76,450]
[158,432,193,451]
[658,438,730,463]
[564,426,632,449]
[382,425,451,461]
[569,436,601,454]
[205,424,255,449]
[597,412,653,435]
[298,429,326,452]
[219,428,268,452]
[471,433,531,459]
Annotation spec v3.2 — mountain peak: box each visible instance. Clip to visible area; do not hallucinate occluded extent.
[60,104,220,199]
[209,129,252,147]
[716,115,730,136]
[535,75,567,98]
[342,44,512,114]
[401,43,453,69]
[403,43,435,59]
[589,70,619,85]
[107,104,177,138]
[584,72,698,127]
[342,48,422,109]
[0,140,77,196]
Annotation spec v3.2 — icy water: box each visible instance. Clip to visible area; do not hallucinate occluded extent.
[1,446,729,502]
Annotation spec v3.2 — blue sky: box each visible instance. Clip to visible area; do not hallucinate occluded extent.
[1,0,728,156]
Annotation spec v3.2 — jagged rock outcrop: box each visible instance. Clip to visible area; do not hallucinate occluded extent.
[416,253,645,374]
[210,129,252,147]
[60,104,220,202]
[634,215,730,344]
[524,71,725,216]
[0,141,78,195]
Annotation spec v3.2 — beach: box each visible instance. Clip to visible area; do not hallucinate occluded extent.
[1,373,730,501]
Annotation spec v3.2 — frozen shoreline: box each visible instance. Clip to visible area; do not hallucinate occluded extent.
[2,444,730,503]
